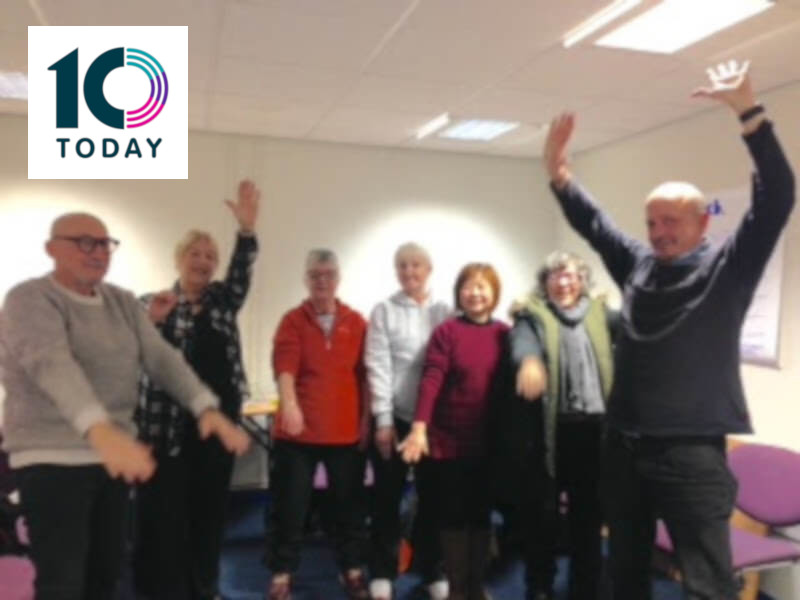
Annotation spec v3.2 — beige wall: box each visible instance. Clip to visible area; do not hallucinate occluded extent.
[0,113,555,398]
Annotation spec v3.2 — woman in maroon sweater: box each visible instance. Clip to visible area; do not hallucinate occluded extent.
[400,263,509,600]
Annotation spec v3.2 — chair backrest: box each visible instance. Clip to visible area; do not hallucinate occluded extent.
[729,443,800,527]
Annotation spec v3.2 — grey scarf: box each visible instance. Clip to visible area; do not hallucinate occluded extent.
[550,297,605,416]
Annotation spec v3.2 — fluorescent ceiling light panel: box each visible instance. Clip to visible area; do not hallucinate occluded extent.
[0,71,28,100]
[438,119,519,141]
[416,112,450,139]
[595,0,774,54]
[563,0,641,48]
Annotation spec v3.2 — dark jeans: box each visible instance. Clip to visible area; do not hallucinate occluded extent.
[15,464,128,600]
[428,457,491,531]
[524,417,604,600]
[604,430,738,600]
[134,428,234,600]
[429,457,491,599]
[369,418,441,582]
[268,441,368,574]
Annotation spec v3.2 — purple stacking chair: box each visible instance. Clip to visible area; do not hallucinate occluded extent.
[0,433,35,600]
[655,443,800,583]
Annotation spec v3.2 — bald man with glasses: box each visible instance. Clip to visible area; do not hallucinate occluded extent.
[0,212,250,600]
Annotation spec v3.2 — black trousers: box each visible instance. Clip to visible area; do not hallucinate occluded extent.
[428,457,491,600]
[15,464,128,600]
[134,428,234,600]
[524,417,604,600]
[268,440,368,574]
[604,430,738,600]
[369,418,441,582]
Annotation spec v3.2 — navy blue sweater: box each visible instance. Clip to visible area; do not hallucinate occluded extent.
[552,121,795,436]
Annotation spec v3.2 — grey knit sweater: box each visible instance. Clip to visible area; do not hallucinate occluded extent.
[1,276,217,467]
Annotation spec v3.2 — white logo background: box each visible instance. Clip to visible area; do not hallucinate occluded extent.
[28,26,187,180]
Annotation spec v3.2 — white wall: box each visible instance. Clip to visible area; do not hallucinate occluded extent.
[0,113,556,399]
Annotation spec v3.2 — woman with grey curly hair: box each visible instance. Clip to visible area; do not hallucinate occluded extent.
[499,249,618,600]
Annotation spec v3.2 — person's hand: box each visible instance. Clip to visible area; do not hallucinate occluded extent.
[516,357,548,401]
[197,409,251,456]
[398,423,428,464]
[225,179,260,233]
[692,59,756,115]
[279,401,305,437]
[374,425,396,460]
[543,112,575,189]
[147,290,178,324]
[87,422,156,484]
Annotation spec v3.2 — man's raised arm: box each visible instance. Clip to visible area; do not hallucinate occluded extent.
[543,113,645,288]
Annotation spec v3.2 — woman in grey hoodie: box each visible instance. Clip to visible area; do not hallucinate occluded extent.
[365,243,450,600]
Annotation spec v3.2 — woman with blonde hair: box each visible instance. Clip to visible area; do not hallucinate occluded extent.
[134,180,260,600]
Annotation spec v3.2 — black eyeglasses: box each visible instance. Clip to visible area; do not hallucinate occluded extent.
[53,235,121,254]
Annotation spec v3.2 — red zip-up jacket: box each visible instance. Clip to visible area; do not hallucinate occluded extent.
[272,299,367,445]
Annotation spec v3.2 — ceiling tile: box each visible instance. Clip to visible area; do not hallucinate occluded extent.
[0,0,40,29]
[219,1,413,71]
[207,93,326,138]
[454,88,598,127]
[308,107,434,145]
[0,29,28,72]
[338,75,474,114]
[503,45,684,98]
[213,58,354,106]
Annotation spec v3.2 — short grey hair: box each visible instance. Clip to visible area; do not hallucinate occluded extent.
[646,181,707,216]
[535,250,592,298]
[394,242,432,267]
[305,248,339,271]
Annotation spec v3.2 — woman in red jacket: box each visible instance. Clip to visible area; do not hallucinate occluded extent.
[268,249,370,600]
[400,263,509,600]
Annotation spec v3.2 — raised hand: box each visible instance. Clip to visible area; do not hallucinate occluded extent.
[225,179,260,233]
[147,290,178,324]
[543,112,576,188]
[692,59,756,114]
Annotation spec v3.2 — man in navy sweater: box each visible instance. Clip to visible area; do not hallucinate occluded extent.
[542,60,795,600]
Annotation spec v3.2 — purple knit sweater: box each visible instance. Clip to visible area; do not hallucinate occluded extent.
[415,316,509,459]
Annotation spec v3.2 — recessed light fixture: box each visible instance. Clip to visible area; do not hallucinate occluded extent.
[416,112,450,139]
[438,119,520,141]
[562,0,642,48]
[595,0,775,54]
[0,71,28,100]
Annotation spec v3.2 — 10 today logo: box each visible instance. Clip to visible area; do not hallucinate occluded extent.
[28,26,187,180]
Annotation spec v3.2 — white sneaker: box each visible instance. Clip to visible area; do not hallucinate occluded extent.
[427,579,449,600]
[369,578,392,600]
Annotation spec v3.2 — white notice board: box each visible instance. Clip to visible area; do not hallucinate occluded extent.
[707,186,785,366]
